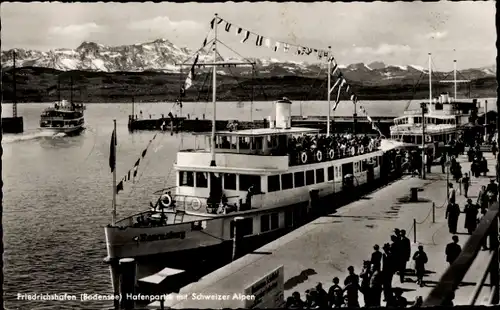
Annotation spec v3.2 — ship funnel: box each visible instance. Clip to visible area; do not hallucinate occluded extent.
[440,93,450,104]
[275,97,292,129]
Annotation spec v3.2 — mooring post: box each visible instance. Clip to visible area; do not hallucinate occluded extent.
[119,258,136,310]
[413,219,417,244]
[489,214,499,304]
[432,202,436,223]
[232,217,245,261]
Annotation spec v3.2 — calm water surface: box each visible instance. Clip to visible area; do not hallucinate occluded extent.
[1,99,494,309]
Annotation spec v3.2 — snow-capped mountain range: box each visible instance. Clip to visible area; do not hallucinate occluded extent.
[1,39,496,83]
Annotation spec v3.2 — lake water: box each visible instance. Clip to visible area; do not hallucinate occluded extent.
[1,98,495,309]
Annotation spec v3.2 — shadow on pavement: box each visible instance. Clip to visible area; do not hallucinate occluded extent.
[284,268,318,290]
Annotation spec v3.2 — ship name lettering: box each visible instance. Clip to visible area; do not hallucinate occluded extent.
[135,231,186,242]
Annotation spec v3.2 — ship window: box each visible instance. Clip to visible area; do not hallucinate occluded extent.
[179,171,194,187]
[306,170,315,185]
[281,173,293,190]
[261,214,270,232]
[230,217,253,238]
[327,166,334,181]
[316,168,325,183]
[285,210,293,228]
[240,175,261,192]
[294,172,305,187]
[195,172,208,188]
[223,173,237,190]
[268,175,280,192]
[270,213,279,230]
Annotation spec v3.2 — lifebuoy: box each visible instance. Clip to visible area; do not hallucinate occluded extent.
[359,145,365,154]
[300,152,308,164]
[425,136,432,143]
[316,150,323,162]
[191,198,202,211]
[160,194,172,208]
[328,149,335,160]
[351,146,356,156]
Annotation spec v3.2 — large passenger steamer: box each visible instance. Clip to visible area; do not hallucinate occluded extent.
[105,98,392,263]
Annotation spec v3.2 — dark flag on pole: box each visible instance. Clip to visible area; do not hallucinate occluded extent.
[109,128,116,172]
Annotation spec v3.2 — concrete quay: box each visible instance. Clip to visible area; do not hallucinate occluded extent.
[149,152,497,309]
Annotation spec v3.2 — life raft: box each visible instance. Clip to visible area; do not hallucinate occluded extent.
[191,198,202,211]
[300,151,308,164]
[160,193,172,208]
[328,149,335,160]
[316,150,323,162]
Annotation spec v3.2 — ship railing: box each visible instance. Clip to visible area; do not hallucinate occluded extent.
[423,202,499,306]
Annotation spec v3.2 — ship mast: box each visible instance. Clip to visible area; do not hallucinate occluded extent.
[210,13,218,167]
[12,51,17,118]
[453,59,457,100]
[327,46,331,136]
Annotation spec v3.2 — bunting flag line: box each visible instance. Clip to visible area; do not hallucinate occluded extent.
[274,42,280,52]
[217,18,223,25]
[237,27,242,35]
[225,22,231,32]
[115,133,158,194]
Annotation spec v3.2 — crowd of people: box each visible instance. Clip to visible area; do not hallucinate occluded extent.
[285,228,430,309]
[284,134,498,309]
[288,134,381,165]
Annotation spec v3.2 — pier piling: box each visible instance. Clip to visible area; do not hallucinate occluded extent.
[232,217,245,261]
[413,219,417,244]
[432,202,436,223]
[410,187,419,202]
[119,258,136,310]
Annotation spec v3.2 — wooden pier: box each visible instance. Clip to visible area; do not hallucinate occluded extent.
[128,114,393,136]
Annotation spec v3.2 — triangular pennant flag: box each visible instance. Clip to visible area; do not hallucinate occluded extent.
[331,63,338,76]
[241,31,250,43]
[255,35,260,46]
[265,38,271,48]
[202,37,207,47]
[127,170,131,181]
[133,159,140,178]
[237,27,242,35]
[259,36,264,46]
[336,78,347,103]
[141,147,148,158]
[225,22,231,32]
[283,43,289,53]
[210,18,215,29]
[274,42,280,52]
[116,180,124,194]
[217,18,223,24]
[329,76,342,95]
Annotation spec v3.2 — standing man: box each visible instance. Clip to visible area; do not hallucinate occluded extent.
[412,245,428,287]
[445,202,461,234]
[460,173,471,198]
[445,235,462,266]
[399,230,411,283]
[448,183,456,205]
[440,152,447,173]
[344,266,360,308]
[370,244,383,272]
[464,199,479,235]
[381,243,394,303]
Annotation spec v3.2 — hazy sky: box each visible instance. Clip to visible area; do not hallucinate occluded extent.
[1,1,496,70]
